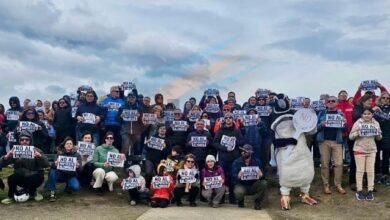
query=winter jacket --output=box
[6,96,23,131]
[150,174,174,200]
[93,144,119,172]
[232,156,262,186]
[374,104,390,148]
[242,121,266,148]
[200,165,225,189]
[166,119,190,147]
[144,135,171,164]
[213,124,244,162]
[337,100,354,136]
[76,100,105,134]
[186,129,213,162]
[53,150,82,177]
[118,102,144,135]
[100,95,125,126]
[316,109,346,144]
[127,164,147,192]
[349,118,382,153]
[53,102,74,140]
[17,108,49,149]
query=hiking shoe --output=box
[238,200,245,208]
[34,192,43,201]
[254,199,262,210]
[366,191,374,201]
[49,192,57,202]
[1,197,14,205]
[130,200,136,206]
[355,191,365,201]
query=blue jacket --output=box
[316,109,346,144]
[100,96,125,126]
[232,156,262,186]
[242,122,266,148]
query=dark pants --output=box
[78,162,95,187]
[151,198,169,208]
[375,146,390,176]
[144,160,157,187]
[348,139,356,184]
[7,172,44,198]
[234,180,267,203]
[128,188,150,201]
[174,186,199,203]
[219,160,235,202]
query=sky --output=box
[1,0,390,108]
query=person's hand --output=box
[77,116,83,123]
[54,160,59,166]
[372,106,380,112]
[104,161,110,168]
[37,125,42,130]
[188,140,193,145]
[119,153,126,161]
[321,121,326,127]
[95,116,101,124]
[257,170,263,179]
[76,162,80,168]
[238,171,243,179]
[34,150,42,158]
[5,149,13,159]
[376,81,383,88]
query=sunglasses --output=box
[381,97,390,100]
[105,137,114,140]
[224,116,233,119]
[186,160,195,163]
[327,100,337,103]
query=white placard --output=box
[7,132,16,143]
[13,145,34,159]
[202,119,210,127]
[18,121,38,133]
[311,100,326,111]
[204,176,223,189]
[106,152,124,167]
[220,135,236,151]
[361,80,378,91]
[256,106,271,117]
[240,166,260,180]
[160,160,175,172]
[148,137,165,151]
[243,115,258,126]
[178,169,198,184]
[122,178,140,190]
[77,142,95,156]
[325,114,344,128]
[57,156,77,172]
[82,113,96,124]
[233,110,247,120]
[172,120,188,131]
[205,89,218,97]
[71,107,77,118]
[291,97,305,109]
[191,136,207,147]
[359,123,379,137]
[205,103,220,113]
[142,113,157,125]
[164,111,175,122]
[152,176,170,189]
[256,88,269,97]
[188,111,202,122]
[108,102,121,111]
[6,110,19,121]
[122,110,138,122]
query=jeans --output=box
[219,160,235,202]
[45,169,80,192]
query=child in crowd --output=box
[121,164,149,206]
[150,164,175,208]
[159,145,184,181]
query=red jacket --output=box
[150,175,175,200]
[337,100,354,136]
[353,86,388,107]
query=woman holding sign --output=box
[174,154,200,207]
[92,132,125,195]
[45,137,81,202]
[201,155,225,208]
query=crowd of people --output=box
[0,80,389,210]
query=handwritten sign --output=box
[13,145,34,159]
[178,169,198,184]
[191,136,207,147]
[172,120,188,131]
[82,113,96,124]
[77,142,95,156]
[6,110,19,121]
[241,166,260,180]
[256,106,271,117]
[359,123,379,137]
[148,137,165,151]
[243,115,258,126]
[107,152,124,167]
[204,176,223,189]
[361,80,378,91]
[57,156,77,172]
[152,176,170,189]
[143,113,157,125]
[233,110,247,120]
[122,110,138,122]
[221,135,236,151]
[122,178,140,190]
[325,114,344,128]
[19,121,38,133]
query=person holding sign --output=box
[45,137,81,202]
[92,132,125,195]
[352,81,388,107]
[242,109,267,163]
[199,91,223,124]
[349,109,382,201]
[213,112,244,204]
[174,154,200,207]
[5,96,23,132]
[0,131,49,204]
[166,109,189,150]
[18,107,49,152]
[150,163,175,208]
[77,132,95,187]
[122,164,149,206]
[200,155,225,208]
[232,144,266,210]
[317,96,347,195]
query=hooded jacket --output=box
[349,118,382,153]
[127,164,147,192]
[213,124,244,162]
[6,97,23,131]
[53,99,74,140]
[374,104,390,147]
[76,93,105,134]
[17,108,49,149]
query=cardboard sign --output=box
[71,107,77,118]
[243,115,258,126]
[204,176,223,189]
[178,169,198,184]
[122,110,138,122]
[77,142,95,156]
[205,103,220,113]
[325,114,344,128]
[221,135,236,151]
[256,88,269,98]
[188,111,202,122]
[359,123,380,137]
[7,132,16,143]
[191,136,208,147]
[233,110,247,120]
[205,89,219,97]
[19,121,38,133]
[13,145,34,159]
[82,113,96,124]
[108,102,121,111]
[172,120,188,131]
[164,111,175,122]
[311,100,326,111]
[6,110,19,121]
[57,156,77,172]
[106,152,124,167]
[142,113,157,125]
[241,166,260,180]
[148,137,165,151]
[152,176,170,189]
[256,106,271,117]
[361,80,378,91]
[122,178,140,190]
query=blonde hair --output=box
[377,92,390,106]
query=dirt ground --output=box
[0,167,389,220]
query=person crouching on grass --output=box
[349,108,382,201]
[122,164,149,206]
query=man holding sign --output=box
[232,144,266,210]
[1,131,49,204]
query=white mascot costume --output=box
[270,94,318,210]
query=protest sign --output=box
[122,178,140,190]
[359,123,380,137]
[325,114,344,128]
[122,110,138,122]
[6,110,19,121]
[188,111,202,122]
[148,137,165,151]
[311,100,326,111]
[256,106,271,117]
[71,107,77,118]
[205,103,220,113]
[13,145,34,159]
[106,152,124,167]
[108,102,121,111]
[178,169,198,184]
[164,111,175,122]
[204,176,223,189]
[241,166,260,180]
[19,121,38,133]
[233,110,247,120]
[7,132,16,143]
[82,113,96,124]
[255,88,269,98]
[191,136,208,147]
[57,156,77,172]
[291,97,305,109]
[243,115,258,126]
[142,113,157,125]
[172,120,188,131]
[77,142,95,156]
[122,81,136,96]
[221,135,236,151]
[152,176,170,189]
[361,80,378,91]
[205,89,219,97]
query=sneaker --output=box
[254,199,262,210]
[366,191,374,201]
[34,192,43,201]
[176,200,183,207]
[49,192,57,202]
[130,200,136,206]
[1,197,14,205]
[381,176,390,186]
[190,202,197,207]
[238,200,245,208]
[374,174,383,184]
[355,191,365,201]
